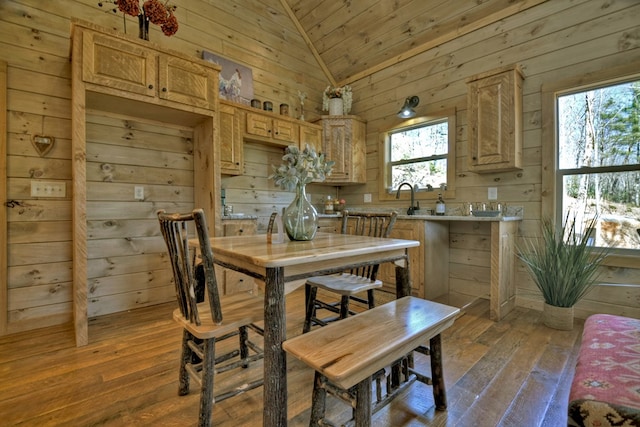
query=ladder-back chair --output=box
[157,209,264,427]
[302,210,398,333]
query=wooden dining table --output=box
[198,231,420,427]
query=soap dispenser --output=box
[435,184,446,216]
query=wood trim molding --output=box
[0,61,6,335]
[279,0,336,87]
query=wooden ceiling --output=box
[281,0,547,86]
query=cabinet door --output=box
[321,117,366,184]
[219,103,243,175]
[245,111,272,138]
[82,31,156,97]
[300,123,322,154]
[317,217,340,233]
[272,119,298,145]
[467,67,522,172]
[158,55,217,109]
[376,220,423,297]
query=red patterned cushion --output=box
[568,314,640,427]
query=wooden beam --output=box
[337,0,549,86]
[280,0,336,87]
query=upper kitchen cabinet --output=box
[219,100,243,175]
[299,122,323,154]
[467,65,523,173]
[82,27,217,109]
[244,109,299,146]
[319,115,366,184]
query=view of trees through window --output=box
[557,79,640,250]
[389,119,448,190]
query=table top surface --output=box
[196,232,420,269]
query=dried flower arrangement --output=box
[98,0,178,36]
[322,85,353,113]
[269,144,334,191]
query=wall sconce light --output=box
[32,135,55,157]
[397,96,420,119]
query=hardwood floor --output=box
[0,288,583,426]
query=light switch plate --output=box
[31,181,66,198]
[364,193,372,203]
[488,187,498,200]
[134,186,144,200]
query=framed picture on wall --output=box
[202,51,254,105]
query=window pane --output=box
[558,81,640,170]
[390,120,448,162]
[562,171,640,250]
[391,159,447,190]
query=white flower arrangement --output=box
[322,85,353,113]
[269,144,335,191]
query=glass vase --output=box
[284,184,318,241]
[138,14,149,40]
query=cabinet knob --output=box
[148,84,154,89]
[472,156,477,160]
[162,87,167,92]
[239,229,243,233]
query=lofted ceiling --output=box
[280,0,547,86]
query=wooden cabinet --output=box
[319,115,366,184]
[467,64,523,173]
[219,101,243,175]
[82,29,217,109]
[377,219,424,297]
[217,218,257,294]
[245,110,299,146]
[299,122,323,154]
[317,216,340,233]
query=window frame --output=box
[541,61,640,259]
[378,108,456,202]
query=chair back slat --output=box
[340,211,398,280]
[157,209,223,326]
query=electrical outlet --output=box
[31,181,66,198]
[488,187,498,200]
[364,193,372,203]
[134,186,144,200]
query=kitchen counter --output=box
[397,214,522,222]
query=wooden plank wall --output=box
[0,0,328,334]
[340,0,640,318]
[85,112,193,317]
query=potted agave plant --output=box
[517,214,611,330]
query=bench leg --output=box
[309,372,326,426]
[430,334,447,410]
[354,377,372,427]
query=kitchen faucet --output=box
[396,182,418,215]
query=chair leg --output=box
[178,330,192,396]
[198,338,216,427]
[354,377,372,427]
[366,289,376,309]
[303,285,318,333]
[309,372,327,426]
[239,326,249,368]
[339,295,350,319]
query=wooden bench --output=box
[283,296,460,426]
[568,314,640,426]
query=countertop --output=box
[318,212,521,222]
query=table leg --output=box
[264,266,287,427]
[395,250,411,298]
[430,333,447,410]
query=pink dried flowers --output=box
[99,0,178,36]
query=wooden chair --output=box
[302,210,398,333]
[157,209,264,427]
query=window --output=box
[556,80,640,251]
[388,119,448,190]
[379,109,456,201]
